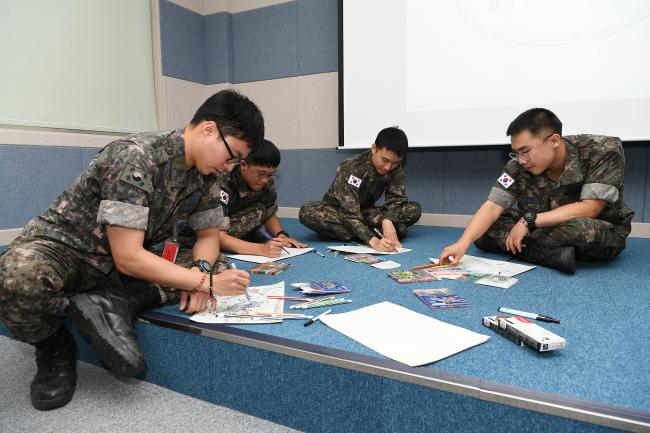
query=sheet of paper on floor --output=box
[320,301,489,367]
[371,260,401,269]
[327,245,411,255]
[228,247,313,264]
[429,255,535,277]
[190,281,285,324]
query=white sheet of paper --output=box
[371,260,401,269]
[190,282,285,324]
[327,245,411,255]
[228,247,314,264]
[320,302,489,367]
[429,254,535,277]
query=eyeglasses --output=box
[216,124,240,165]
[509,133,554,162]
[256,172,278,182]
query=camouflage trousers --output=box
[299,201,422,241]
[227,202,268,239]
[0,236,229,344]
[475,208,630,261]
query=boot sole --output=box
[31,389,74,411]
[70,295,145,378]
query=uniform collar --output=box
[232,166,254,198]
[362,149,397,182]
[556,139,582,186]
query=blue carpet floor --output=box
[155,219,650,414]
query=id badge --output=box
[162,238,179,263]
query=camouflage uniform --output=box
[477,135,634,260]
[218,166,278,239]
[0,130,227,344]
[299,150,421,242]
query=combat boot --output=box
[70,280,161,377]
[31,326,77,410]
[516,244,576,274]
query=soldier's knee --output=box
[298,202,317,225]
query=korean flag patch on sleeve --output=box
[220,190,230,204]
[347,174,362,188]
[497,172,515,189]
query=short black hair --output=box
[506,108,562,137]
[191,89,265,147]
[375,126,408,157]
[245,139,281,168]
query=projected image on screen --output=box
[342,0,650,148]
[407,1,650,113]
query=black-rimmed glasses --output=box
[509,133,554,162]
[216,124,241,165]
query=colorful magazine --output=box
[249,261,293,275]
[413,288,469,309]
[388,269,435,284]
[344,253,381,264]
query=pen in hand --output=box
[257,226,291,255]
[372,228,399,252]
[228,262,252,305]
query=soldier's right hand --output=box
[369,236,397,252]
[212,269,250,296]
[438,242,467,266]
[258,239,284,257]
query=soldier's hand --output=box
[258,239,284,257]
[506,219,528,254]
[369,236,397,252]
[381,219,402,248]
[278,234,306,248]
[213,269,250,296]
[439,242,466,265]
[180,290,216,315]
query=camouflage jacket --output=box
[21,130,225,274]
[322,149,409,242]
[217,166,278,227]
[487,135,634,227]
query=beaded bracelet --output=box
[192,272,207,294]
[209,268,215,298]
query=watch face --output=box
[197,260,212,273]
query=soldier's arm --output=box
[218,230,283,257]
[330,167,375,243]
[439,200,506,264]
[263,214,306,248]
[534,200,607,228]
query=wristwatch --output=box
[275,230,290,238]
[523,211,537,232]
[190,259,213,273]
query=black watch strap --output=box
[190,260,212,273]
[523,211,537,232]
[276,230,290,238]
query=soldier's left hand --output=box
[506,219,529,254]
[180,289,216,315]
[278,234,306,248]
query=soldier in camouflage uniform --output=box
[300,127,421,252]
[438,108,633,273]
[217,139,306,257]
[0,90,264,410]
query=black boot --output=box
[70,280,162,377]
[474,235,504,254]
[395,223,408,240]
[30,326,77,411]
[515,244,576,274]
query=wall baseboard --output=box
[2,211,649,245]
[278,207,650,238]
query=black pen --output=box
[498,307,560,324]
[372,228,399,252]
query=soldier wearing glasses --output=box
[0,90,264,410]
[438,107,633,273]
[216,139,306,257]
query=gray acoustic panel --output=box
[231,2,299,83]
[442,147,508,214]
[0,145,84,229]
[160,0,207,84]
[623,144,648,222]
[297,0,338,76]
[205,12,233,84]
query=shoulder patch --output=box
[347,174,362,188]
[220,190,230,204]
[497,172,515,189]
[119,163,153,192]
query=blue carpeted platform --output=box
[153,219,650,414]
